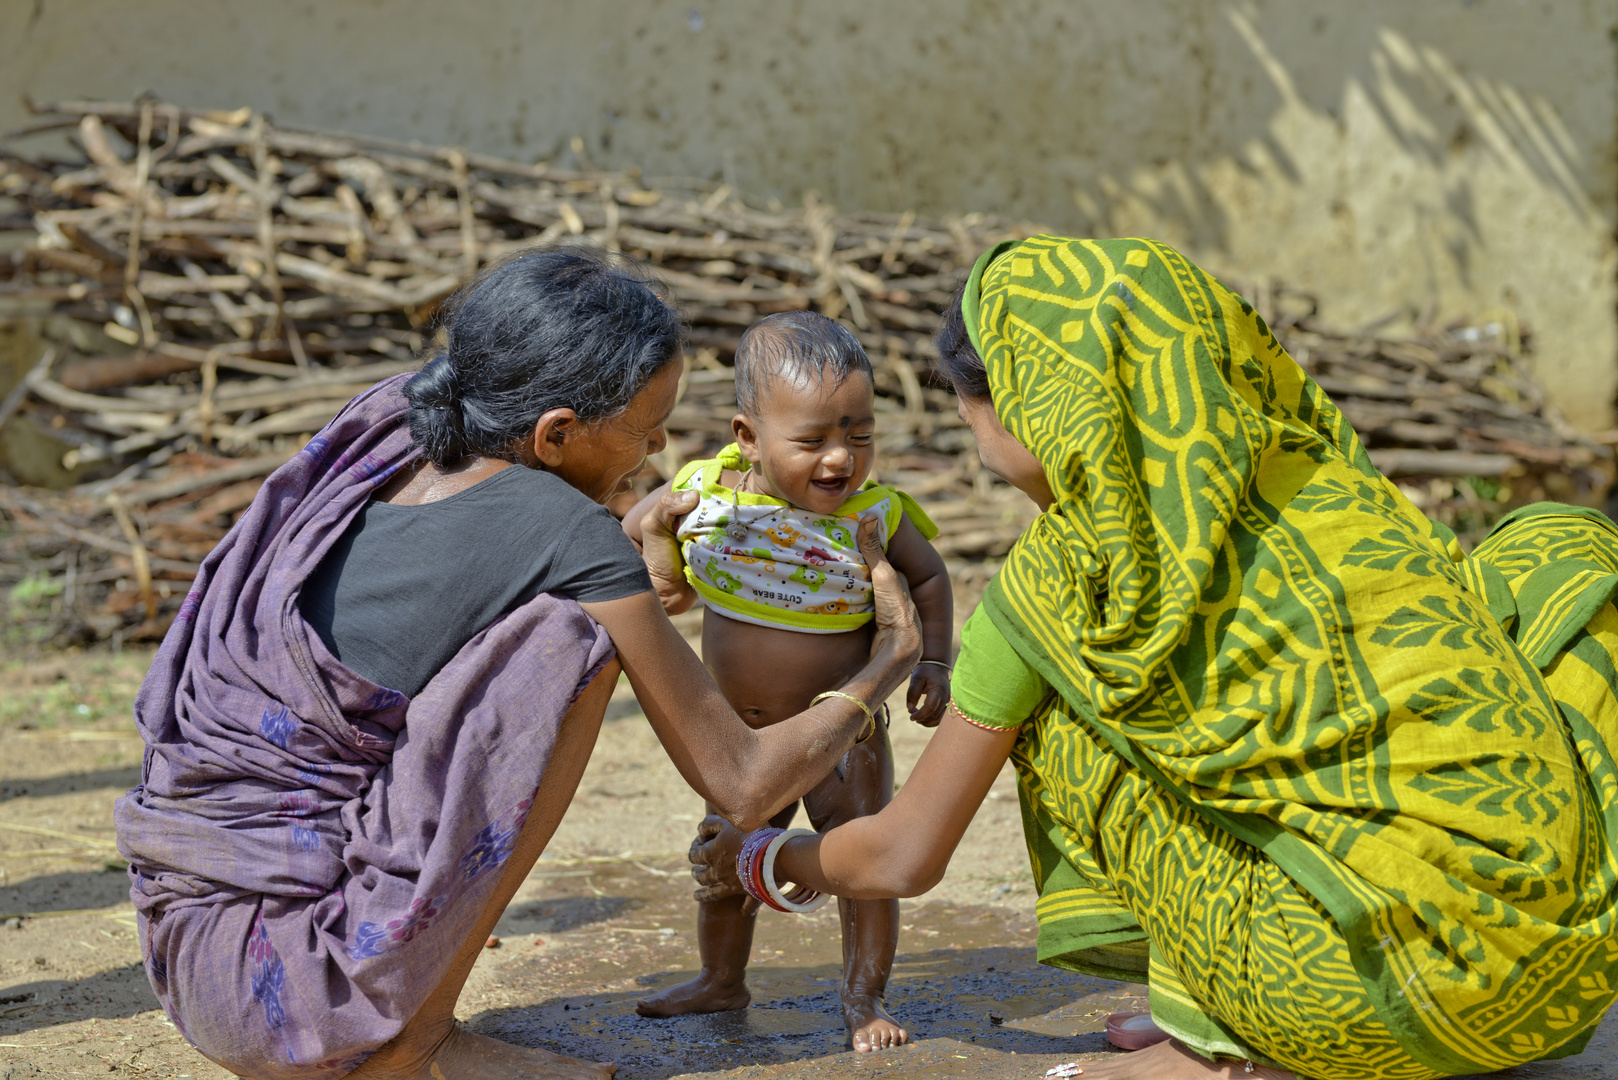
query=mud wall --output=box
[4,0,1616,428]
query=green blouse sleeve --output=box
[950,604,1051,730]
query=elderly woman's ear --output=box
[525,407,580,468]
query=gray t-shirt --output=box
[300,465,650,697]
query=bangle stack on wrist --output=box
[735,827,827,913]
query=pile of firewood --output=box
[0,98,1608,647]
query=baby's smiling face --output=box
[732,369,876,515]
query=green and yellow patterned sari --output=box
[947,236,1618,1078]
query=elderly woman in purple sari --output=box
[114,248,922,1080]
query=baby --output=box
[624,311,953,1052]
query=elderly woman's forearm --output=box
[594,594,900,827]
[642,668,910,829]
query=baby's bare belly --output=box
[701,611,874,728]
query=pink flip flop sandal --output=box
[1105,1011,1173,1051]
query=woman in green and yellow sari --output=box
[685,236,1618,1078]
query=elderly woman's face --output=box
[955,392,1055,510]
[540,359,682,504]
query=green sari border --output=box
[961,240,1018,359]
[1036,922,1150,983]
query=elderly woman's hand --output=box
[636,487,700,615]
[689,814,756,910]
[858,515,923,675]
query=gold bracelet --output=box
[811,690,877,743]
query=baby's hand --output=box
[906,662,950,727]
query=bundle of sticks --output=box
[0,99,1608,647]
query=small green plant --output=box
[8,573,63,608]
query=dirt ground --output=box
[1,646,1615,1080]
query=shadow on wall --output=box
[1051,7,1606,269]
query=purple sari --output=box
[114,376,615,1078]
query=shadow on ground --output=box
[506,895,642,933]
[0,962,155,1034]
[456,862,1618,1080]
[0,866,132,916]
[0,765,142,804]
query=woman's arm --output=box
[692,706,1018,898]
[620,480,672,550]
[619,482,698,614]
[581,514,921,831]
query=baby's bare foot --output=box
[843,993,907,1052]
[1045,1040,1295,1080]
[349,1020,614,1080]
[635,973,751,1018]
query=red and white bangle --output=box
[734,827,827,913]
[736,828,776,907]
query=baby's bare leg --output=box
[636,801,798,1018]
[652,616,879,1023]
[804,722,906,1052]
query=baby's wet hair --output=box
[733,311,873,415]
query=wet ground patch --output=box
[464,860,1147,1079]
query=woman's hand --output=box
[859,516,923,676]
[636,487,699,615]
[689,814,755,909]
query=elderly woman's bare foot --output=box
[844,993,907,1052]
[635,972,751,1017]
[349,1020,614,1080]
[1056,1040,1294,1080]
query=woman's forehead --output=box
[621,359,683,422]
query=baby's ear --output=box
[732,413,762,461]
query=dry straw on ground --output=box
[0,99,1608,646]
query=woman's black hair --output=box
[934,280,990,399]
[403,245,682,465]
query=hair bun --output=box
[403,354,469,463]
[406,354,460,407]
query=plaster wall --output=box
[4,0,1616,427]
